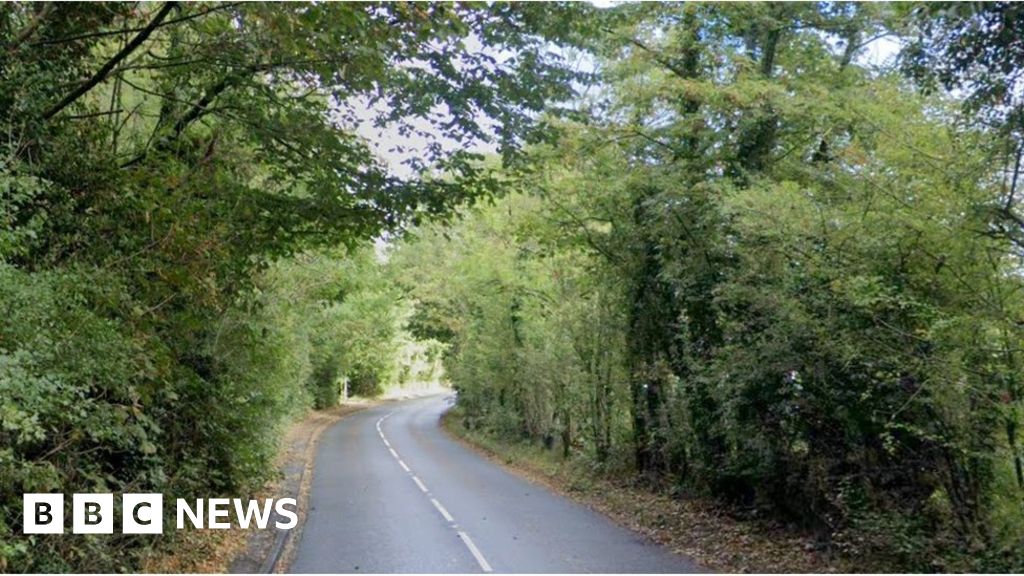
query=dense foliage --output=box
[4,1,1024,572]
[0,2,583,571]
[396,3,1024,571]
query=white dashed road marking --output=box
[375,412,493,572]
[458,531,494,573]
[430,498,455,522]
[411,475,429,493]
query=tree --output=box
[0,2,592,571]
[395,3,1024,570]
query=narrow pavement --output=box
[289,394,704,573]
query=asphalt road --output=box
[289,394,704,573]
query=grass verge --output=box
[140,399,380,573]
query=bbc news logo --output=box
[23,494,297,534]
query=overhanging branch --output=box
[41,2,177,121]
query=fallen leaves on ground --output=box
[442,413,849,574]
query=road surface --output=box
[289,394,703,573]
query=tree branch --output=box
[1005,143,1023,212]
[41,2,177,121]
[173,75,238,136]
[67,108,124,120]
[30,3,237,47]
[625,36,692,81]
[6,2,55,53]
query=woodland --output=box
[2,2,1024,572]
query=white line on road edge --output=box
[375,409,493,573]
[411,475,429,493]
[375,413,392,434]
[430,498,455,523]
[458,531,494,573]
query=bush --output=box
[0,265,164,571]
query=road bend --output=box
[289,394,703,573]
